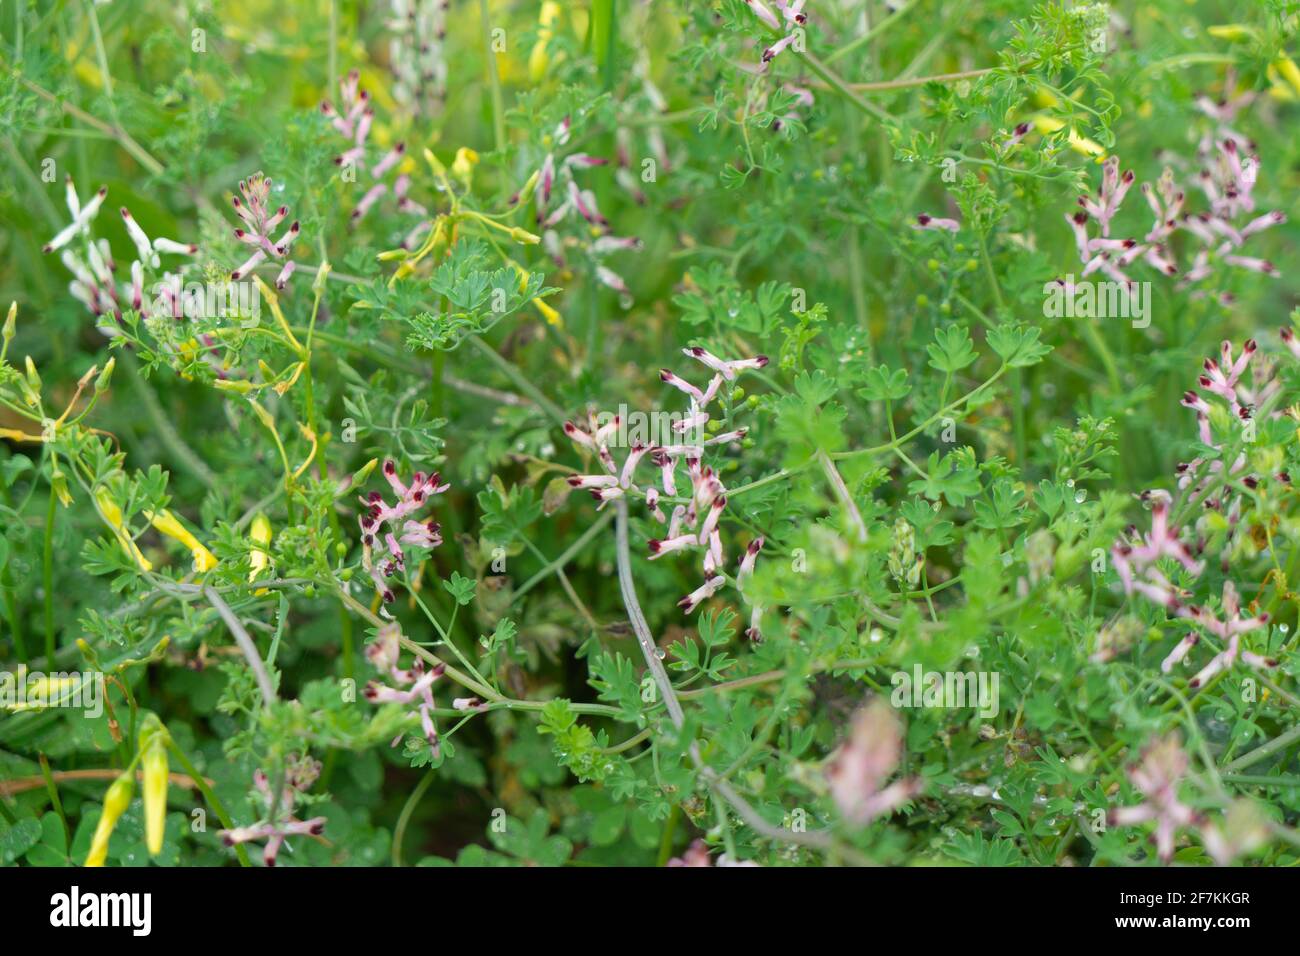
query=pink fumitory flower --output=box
[914,213,960,232]
[1108,339,1285,684]
[1111,489,1203,600]
[1177,338,1274,501]
[358,459,448,606]
[1061,156,1172,288]
[228,171,302,289]
[219,755,327,867]
[43,177,199,335]
[1171,138,1284,298]
[613,66,673,202]
[744,1,807,71]
[322,69,427,236]
[1193,75,1256,151]
[825,698,924,827]
[561,347,770,637]
[515,116,642,300]
[666,838,760,867]
[386,0,450,118]
[1107,735,1207,863]
[364,622,448,757]
[1060,129,1285,297]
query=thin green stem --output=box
[479,0,505,152]
[166,740,251,867]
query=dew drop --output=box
[654,648,666,660]
[1075,489,1087,503]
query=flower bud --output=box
[85,772,135,867]
[138,715,170,856]
[94,357,116,393]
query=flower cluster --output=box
[386,0,449,117]
[612,64,673,204]
[1111,339,1282,686]
[743,1,807,70]
[1106,733,1267,864]
[322,70,427,232]
[1107,734,1203,863]
[562,347,768,635]
[364,622,446,757]
[219,755,327,867]
[357,459,448,605]
[228,171,302,288]
[1064,156,1174,287]
[43,177,199,335]
[519,116,643,299]
[1061,111,1284,296]
[825,698,923,826]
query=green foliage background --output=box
[0,0,1299,867]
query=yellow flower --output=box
[1266,63,1298,102]
[139,715,170,856]
[146,509,218,573]
[452,147,480,186]
[94,487,153,572]
[1206,24,1258,42]
[529,1,563,82]
[85,772,135,867]
[1032,116,1105,160]
[249,513,273,589]
[1275,56,1300,99]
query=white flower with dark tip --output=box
[43,177,199,333]
[1108,734,1203,863]
[358,459,448,606]
[364,623,448,756]
[557,347,770,634]
[218,755,327,867]
[228,172,301,289]
[826,698,923,826]
[914,213,960,232]
[512,116,642,300]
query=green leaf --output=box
[987,322,1052,368]
[926,325,978,373]
[442,570,476,606]
[0,818,43,864]
[858,364,912,402]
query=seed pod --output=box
[85,772,135,867]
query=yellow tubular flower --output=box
[84,772,135,867]
[94,487,153,572]
[249,512,273,587]
[139,716,170,856]
[1207,24,1258,42]
[1266,63,1298,102]
[1032,116,1105,159]
[529,1,563,82]
[452,147,479,186]
[533,297,563,327]
[146,509,218,573]
[1276,56,1300,98]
